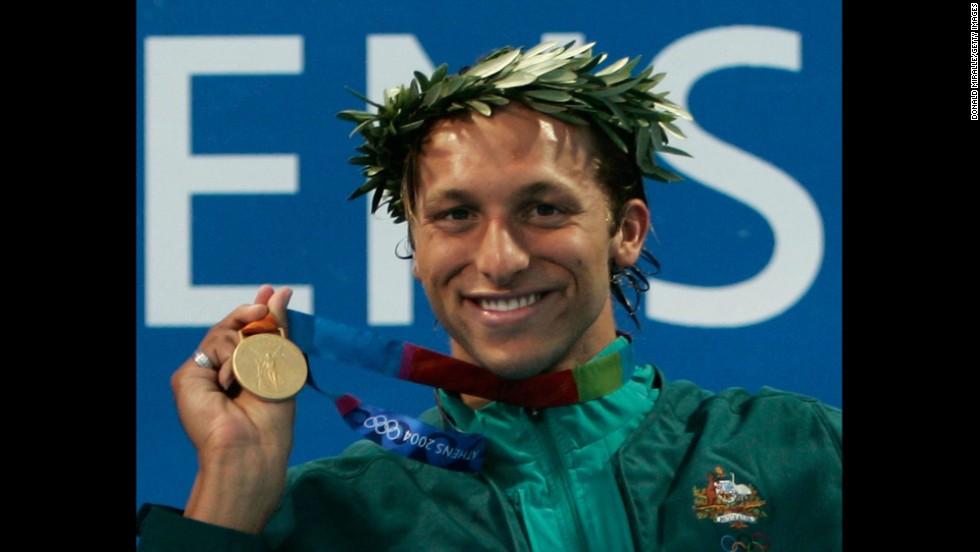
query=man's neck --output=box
[461,393,494,410]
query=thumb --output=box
[267,286,293,328]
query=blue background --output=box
[136,0,842,512]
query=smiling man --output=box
[411,104,647,382]
[136,41,843,551]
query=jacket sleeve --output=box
[817,401,843,455]
[136,503,269,552]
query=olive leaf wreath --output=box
[337,40,693,223]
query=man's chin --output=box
[450,335,567,379]
[470,354,559,380]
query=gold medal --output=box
[232,328,308,401]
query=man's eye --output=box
[431,208,474,224]
[531,204,558,217]
[444,208,471,220]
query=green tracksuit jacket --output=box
[137,340,842,551]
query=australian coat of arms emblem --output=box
[693,466,768,528]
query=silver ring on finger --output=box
[192,349,215,370]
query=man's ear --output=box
[612,199,650,267]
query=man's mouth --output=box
[478,293,542,312]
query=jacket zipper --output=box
[530,407,590,551]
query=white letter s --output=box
[647,26,824,328]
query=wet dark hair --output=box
[589,118,660,328]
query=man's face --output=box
[410,104,646,379]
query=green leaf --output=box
[495,71,539,89]
[522,41,560,58]
[659,120,687,140]
[547,109,590,126]
[520,98,567,114]
[631,80,655,94]
[349,119,376,138]
[439,76,468,100]
[422,81,445,107]
[625,67,654,91]
[600,98,628,126]
[466,99,493,116]
[645,164,684,182]
[468,47,521,78]
[398,119,426,133]
[429,63,449,85]
[524,89,573,102]
[634,65,653,80]
[516,48,561,69]
[636,127,653,167]
[554,42,596,60]
[336,110,375,122]
[382,87,403,104]
[344,86,382,108]
[517,58,570,77]
[601,56,642,85]
[538,69,579,84]
[658,100,694,121]
[647,124,666,150]
[348,173,384,199]
[594,56,630,77]
[574,52,607,73]
[371,182,386,212]
[592,77,643,98]
[660,145,692,157]
[479,94,511,105]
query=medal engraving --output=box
[232,331,308,401]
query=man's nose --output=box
[473,219,530,286]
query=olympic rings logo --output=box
[720,532,769,551]
[362,415,403,440]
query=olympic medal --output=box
[232,331,308,401]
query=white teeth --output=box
[480,293,540,312]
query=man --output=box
[137,41,842,551]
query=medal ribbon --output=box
[284,310,635,409]
[240,310,634,472]
[334,394,486,472]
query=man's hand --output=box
[172,284,296,534]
